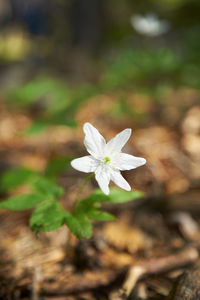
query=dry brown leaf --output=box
[104,221,151,254]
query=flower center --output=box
[104,156,110,164]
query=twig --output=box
[41,268,126,297]
[31,267,40,300]
[123,246,199,296]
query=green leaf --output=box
[0,193,46,210]
[77,188,144,206]
[30,200,93,237]
[0,168,37,192]
[74,188,143,225]
[74,189,144,225]
[107,188,144,203]
[75,214,93,239]
[65,212,93,239]
[31,177,64,199]
[30,201,65,232]
[87,209,116,221]
[75,193,107,212]
[75,199,99,215]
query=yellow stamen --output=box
[104,157,110,163]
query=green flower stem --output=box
[67,173,95,250]
[73,173,95,210]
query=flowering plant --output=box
[0,123,146,238]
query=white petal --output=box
[106,128,132,154]
[95,165,110,195]
[71,156,99,173]
[119,153,146,170]
[83,123,106,159]
[110,170,131,191]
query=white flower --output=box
[130,13,170,37]
[71,123,146,195]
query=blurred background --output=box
[0,1,200,299]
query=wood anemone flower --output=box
[71,122,146,195]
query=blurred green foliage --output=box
[180,26,200,88]
[45,156,72,180]
[0,167,36,193]
[5,39,200,133]
[0,194,47,210]
[8,77,98,134]
[101,47,181,90]
[4,20,200,132]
